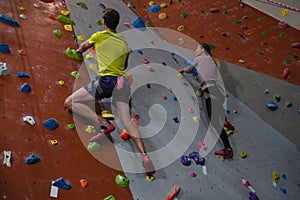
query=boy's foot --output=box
[142,154,156,176]
[90,123,116,142]
[224,120,235,131]
[214,148,234,159]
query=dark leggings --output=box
[203,87,231,149]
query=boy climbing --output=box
[64,8,155,176]
[179,43,235,159]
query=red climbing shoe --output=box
[142,154,156,176]
[224,120,235,131]
[89,123,116,142]
[214,148,234,159]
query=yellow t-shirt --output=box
[89,30,129,76]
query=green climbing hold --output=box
[257,51,264,55]
[223,11,229,14]
[96,19,102,25]
[67,123,75,130]
[88,23,92,28]
[180,13,187,18]
[103,195,116,200]
[115,174,130,187]
[262,31,267,35]
[57,15,75,25]
[234,20,241,24]
[279,33,285,37]
[286,102,293,108]
[53,30,62,37]
[210,44,215,50]
[75,2,88,10]
[283,59,291,64]
[87,142,101,152]
[66,47,82,60]
[176,0,181,2]
[297,183,300,188]
[71,71,80,78]
[275,95,281,102]
[257,17,263,21]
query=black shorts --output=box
[84,76,118,100]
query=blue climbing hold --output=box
[0,44,10,54]
[297,109,300,114]
[52,177,72,190]
[280,188,287,194]
[183,60,192,67]
[172,116,179,123]
[172,96,177,101]
[98,3,106,9]
[17,72,30,78]
[20,83,31,93]
[0,14,20,27]
[137,50,143,55]
[131,16,146,31]
[148,5,160,13]
[25,153,40,164]
[43,118,59,130]
[266,101,278,111]
[281,174,286,180]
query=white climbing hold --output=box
[23,115,36,126]
[3,150,12,167]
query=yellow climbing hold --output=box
[160,3,167,8]
[178,38,185,45]
[58,80,65,85]
[272,171,280,183]
[51,140,58,145]
[89,64,97,70]
[149,1,155,6]
[238,59,245,64]
[19,6,25,11]
[196,89,202,97]
[85,125,96,133]
[64,24,73,32]
[61,9,70,16]
[77,35,85,41]
[281,9,288,17]
[177,25,185,31]
[239,150,247,158]
[85,54,94,59]
[158,13,167,20]
[146,175,155,182]
[192,116,199,123]
[177,72,183,79]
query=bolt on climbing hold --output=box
[3,151,12,167]
[96,19,102,25]
[142,58,149,64]
[209,8,220,13]
[266,101,278,111]
[19,14,26,19]
[60,9,69,16]
[64,25,73,32]
[0,62,10,75]
[178,38,185,45]
[33,3,40,8]
[71,71,80,78]
[19,6,25,11]
[283,59,291,64]
[147,66,155,72]
[190,172,197,177]
[67,123,75,130]
[234,20,241,24]
[158,13,167,20]
[282,67,290,79]
[120,129,131,141]
[280,188,287,194]
[177,25,185,31]
[180,155,191,166]
[23,116,36,126]
[172,117,179,123]
[257,17,263,21]
[281,9,288,17]
[242,179,256,193]
[180,13,187,18]
[43,118,59,130]
[279,33,285,37]
[52,177,72,190]
[272,171,280,183]
[274,95,281,102]
[50,140,58,145]
[66,47,82,60]
[18,49,26,55]
[162,95,167,100]
[80,179,88,188]
[104,195,116,200]
[257,51,264,55]
[160,3,167,8]
[87,142,101,152]
[146,175,155,182]
[264,88,269,94]
[192,116,199,122]
[115,174,130,187]
[53,30,62,37]
[57,15,75,25]
[77,35,85,41]
[25,153,40,164]
[75,2,88,10]
[239,150,247,158]
[198,141,207,150]
[89,64,97,70]
[20,83,31,93]
[85,125,96,133]
[286,102,293,108]
[58,80,64,85]
[238,59,245,64]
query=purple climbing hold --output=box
[180,155,191,166]
[249,192,259,200]
[189,151,205,166]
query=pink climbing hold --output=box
[168,87,173,93]
[282,67,290,79]
[189,107,194,113]
[242,179,251,187]
[240,24,248,29]
[142,58,149,64]
[291,42,300,48]
[198,141,207,150]
[277,21,288,29]
[124,22,130,28]
[162,95,167,100]
[209,8,220,13]
[190,172,197,177]
[147,66,155,72]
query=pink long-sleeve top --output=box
[183,55,218,90]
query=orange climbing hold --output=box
[80,179,88,188]
[120,129,131,141]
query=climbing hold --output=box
[278,21,288,29]
[180,13,187,18]
[160,3,167,8]
[239,151,247,158]
[86,54,93,59]
[238,59,245,64]
[95,19,102,25]
[272,171,280,183]
[33,3,40,8]
[137,50,143,55]
[50,140,58,145]
[57,15,75,25]
[66,47,82,60]
[123,22,130,28]
[177,73,183,78]
[281,174,286,180]
[67,123,75,130]
[240,24,248,29]
[104,195,116,200]
[146,83,151,88]
[158,13,167,20]
[178,38,185,45]
[172,96,177,101]
[18,49,26,56]
[248,192,259,200]
[25,153,40,164]
[162,95,167,100]
[190,172,197,177]
[0,14,20,27]
[196,89,203,97]
[3,150,12,167]
[283,59,290,64]
[20,83,31,93]
[286,102,293,108]
[177,25,185,31]
[0,44,10,54]
[147,66,155,72]
[53,30,62,37]
[49,15,56,20]
[132,16,146,30]
[233,110,238,113]
[168,87,173,93]
[257,17,263,21]
[209,8,220,13]
[221,32,229,36]
[280,188,287,194]
[264,88,269,94]
[146,175,155,182]
[85,125,96,133]
[189,151,205,166]
[279,33,285,37]
[89,64,97,70]
[142,58,149,64]
[43,118,59,130]
[172,117,179,123]
[180,155,191,166]
[0,62,10,75]
[189,107,194,113]
[77,35,85,41]
[242,15,248,19]
[98,3,106,9]
[149,1,155,6]
[198,141,207,150]
[266,101,278,111]
[274,95,281,102]
[149,5,160,13]
[19,6,25,11]
[120,129,131,141]
[60,10,69,16]
[52,177,72,190]
[282,67,290,79]
[257,51,264,55]
[23,116,36,126]
[87,142,101,152]
[234,20,241,24]
[262,31,267,35]
[291,42,300,48]
[115,174,130,187]
[80,179,88,188]
[75,2,88,10]
[281,9,288,17]
[64,24,73,32]
[19,14,26,19]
